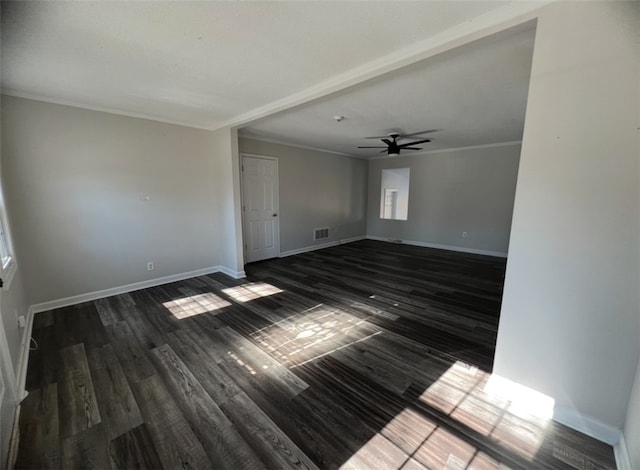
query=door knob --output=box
[272,213,278,217]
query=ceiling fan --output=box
[358,129,439,156]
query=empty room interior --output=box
[0,1,639,469]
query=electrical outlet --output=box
[147,262,154,271]
[462,231,468,238]
[17,315,26,328]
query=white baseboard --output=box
[17,263,244,429]
[365,235,508,258]
[218,266,246,279]
[614,433,633,470]
[29,265,239,314]
[279,241,339,257]
[553,405,621,446]
[339,235,367,244]
[485,375,623,450]
[278,235,366,258]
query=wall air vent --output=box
[314,227,330,241]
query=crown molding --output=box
[2,91,524,160]
[1,90,217,131]
[239,134,364,159]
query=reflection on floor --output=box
[16,240,616,469]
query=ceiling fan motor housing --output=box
[387,136,400,155]
[357,129,437,155]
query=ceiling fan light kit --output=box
[358,129,439,156]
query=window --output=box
[0,184,16,288]
[380,168,410,220]
[0,217,12,269]
[382,189,399,219]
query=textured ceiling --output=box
[1,1,511,129]
[241,24,536,158]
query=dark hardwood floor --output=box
[15,240,616,469]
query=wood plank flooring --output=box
[16,240,616,469]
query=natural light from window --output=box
[222,282,283,303]
[341,361,556,469]
[0,222,11,269]
[341,407,506,470]
[380,168,410,220]
[249,303,382,368]
[162,293,231,319]
[418,361,554,461]
[0,182,16,284]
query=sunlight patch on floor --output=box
[162,293,231,319]
[290,331,383,368]
[341,407,506,469]
[484,374,555,420]
[222,282,283,302]
[249,303,383,367]
[417,360,554,461]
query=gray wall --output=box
[367,143,521,256]
[238,138,368,254]
[1,96,236,305]
[494,0,639,436]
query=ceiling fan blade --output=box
[399,139,431,147]
[365,129,440,139]
[381,138,393,145]
[399,129,440,138]
[402,147,423,150]
[365,134,394,139]
[358,146,387,149]
[380,149,388,154]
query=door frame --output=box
[240,153,280,262]
[0,306,18,468]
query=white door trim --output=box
[0,316,17,406]
[0,309,18,468]
[240,153,280,262]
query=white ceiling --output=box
[241,24,536,158]
[1,1,517,130]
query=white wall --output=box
[1,96,238,305]
[213,127,245,276]
[494,0,640,439]
[367,143,521,256]
[238,138,368,254]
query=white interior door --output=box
[242,155,280,263]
